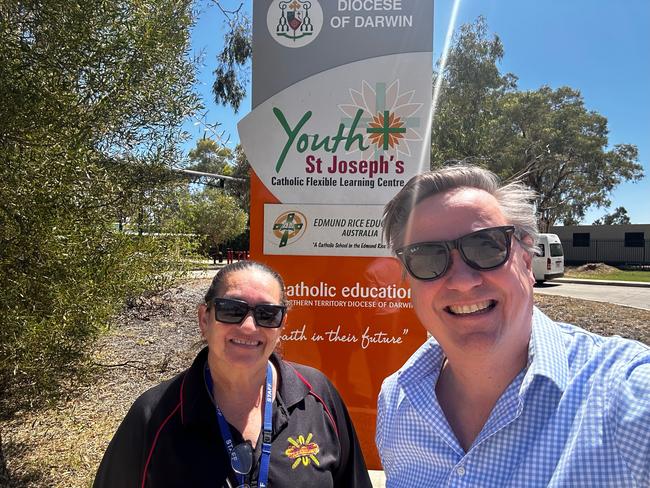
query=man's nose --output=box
[444,249,483,291]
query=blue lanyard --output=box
[204,362,273,488]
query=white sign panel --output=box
[263,204,391,256]
[239,53,431,205]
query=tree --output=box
[180,188,248,248]
[495,87,643,230]
[0,0,199,417]
[228,144,252,212]
[431,18,644,230]
[211,2,252,112]
[431,17,517,166]
[188,138,234,176]
[593,207,631,225]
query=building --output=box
[550,224,650,266]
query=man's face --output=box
[401,188,535,360]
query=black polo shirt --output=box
[94,347,372,487]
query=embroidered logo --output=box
[285,433,320,468]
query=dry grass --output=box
[1,279,210,488]
[1,281,649,487]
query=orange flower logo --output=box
[285,433,320,469]
[367,111,406,150]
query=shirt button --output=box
[456,466,466,476]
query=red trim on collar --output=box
[287,364,339,439]
[140,402,181,488]
[180,371,187,424]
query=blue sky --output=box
[187,0,649,224]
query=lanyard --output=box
[204,362,273,488]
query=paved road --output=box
[534,281,650,310]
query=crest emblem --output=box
[267,0,323,48]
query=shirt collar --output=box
[181,348,311,427]
[521,307,569,394]
[180,347,212,426]
[396,306,569,394]
[273,355,312,408]
[396,337,445,408]
[397,337,445,387]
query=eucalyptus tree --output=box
[431,18,643,229]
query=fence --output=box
[561,239,650,266]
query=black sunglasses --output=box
[395,226,516,281]
[212,297,286,328]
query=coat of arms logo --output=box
[267,0,323,48]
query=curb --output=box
[554,278,650,288]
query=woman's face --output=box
[199,268,285,372]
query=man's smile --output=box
[445,299,497,316]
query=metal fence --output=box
[561,239,650,266]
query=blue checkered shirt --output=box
[376,307,650,487]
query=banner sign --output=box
[238,0,433,467]
[263,204,388,256]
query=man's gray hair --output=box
[383,165,539,254]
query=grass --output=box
[564,269,650,282]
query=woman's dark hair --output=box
[203,260,288,306]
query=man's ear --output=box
[518,237,535,284]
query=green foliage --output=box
[432,18,644,228]
[432,17,517,164]
[494,87,642,229]
[212,12,252,112]
[0,0,199,415]
[228,144,252,212]
[188,137,234,175]
[593,206,631,225]
[179,188,248,248]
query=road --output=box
[534,281,650,310]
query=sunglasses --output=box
[212,297,286,328]
[220,440,252,488]
[231,440,253,476]
[395,226,516,281]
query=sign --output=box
[238,0,433,467]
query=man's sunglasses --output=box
[395,226,516,281]
[212,297,286,328]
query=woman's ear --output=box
[198,303,209,337]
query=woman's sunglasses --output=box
[212,298,286,328]
[395,226,516,281]
[221,440,252,488]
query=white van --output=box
[533,233,565,283]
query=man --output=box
[376,165,650,486]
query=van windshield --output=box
[550,243,564,257]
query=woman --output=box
[94,260,372,488]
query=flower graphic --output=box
[367,111,406,150]
[285,433,320,469]
[338,79,423,159]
